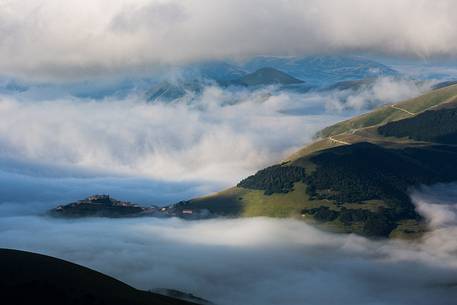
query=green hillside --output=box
[0,248,201,305]
[378,106,457,144]
[175,84,457,239]
[318,83,457,138]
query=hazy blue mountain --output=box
[146,61,246,102]
[146,80,199,102]
[180,61,247,82]
[432,80,457,90]
[323,78,376,91]
[2,56,400,101]
[146,56,399,102]
[0,79,28,93]
[145,75,218,102]
[232,67,304,86]
[243,55,399,87]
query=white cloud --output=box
[0,78,429,195]
[0,77,456,304]
[325,77,433,112]
[2,185,457,305]
[0,77,429,210]
[0,88,345,185]
[1,0,457,80]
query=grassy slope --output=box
[181,181,413,236]
[0,248,199,305]
[178,84,457,238]
[289,84,457,160]
[318,84,457,138]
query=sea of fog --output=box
[0,77,428,206]
[1,79,456,305]
[1,186,457,305]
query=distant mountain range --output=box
[432,80,457,90]
[0,248,205,305]
[146,66,308,102]
[173,83,457,238]
[229,67,304,86]
[146,55,400,102]
[146,80,204,102]
[243,55,399,86]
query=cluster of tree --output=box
[237,164,306,195]
[302,206,397,237]
[305,142,454,203]
[236,139,457,236]
[300,142,457,224]
[302,206,338,222]
[378,107,457,144]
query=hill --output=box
[145,56,398,102]
[182,61,247,82]
[146,80,205,102]
[50,194,159,218]
[146,67,305,102]
[174,84,457,238]
[232,67,304,86]
[432,80,457,90]
[0,248,203,305]
[316,82,457,139]
[243,55,398,87]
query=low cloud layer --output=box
[0,77,431,213]
[0,86,338,209]
[0,90,339,185]
[325,77,431,112]
[1,184,457,305]
[0,78,429,187]
[1,0,457,80]
[0,74,454,304]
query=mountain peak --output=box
[236,67,304,86]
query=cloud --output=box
[0,79,456,304]
[0,167,209,214]
[0,76,430,214]
[0,88,346,186]
[2,183,457,305]
[324,77,433,112]
[0,85,345,210]
[0,78,429,188]
[1,0,457,80]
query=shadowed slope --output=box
[0,248,202,305]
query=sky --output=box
[1,1,457,304]
[1,0,457,81]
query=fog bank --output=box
[1,184,457,305]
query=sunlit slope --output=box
[318,83,457,138]
[289,83,457,160]
[176,84,457,238]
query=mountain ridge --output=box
[173,83,457,238]
[231,67,304,86]
[146,56,399,102]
